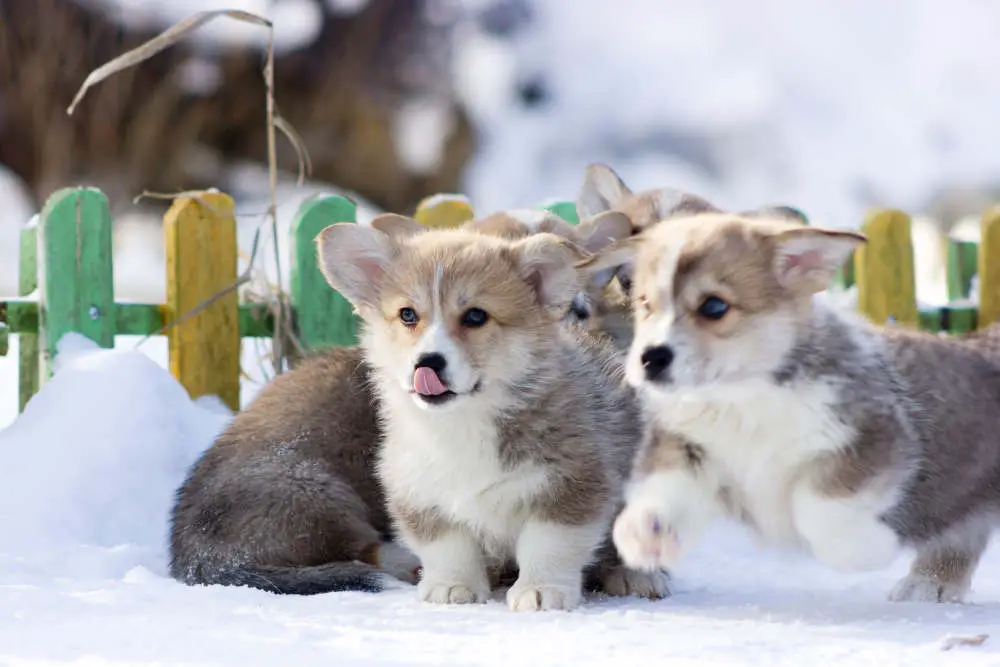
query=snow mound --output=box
[0,333,230,578]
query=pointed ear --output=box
[573,211,634,288]
[575,210,633,253]
[771,227,866,294]
[577,163,633,219]
[315,223,396,310]
[514,233,592,316]
[574,236,640,285]
[369,213,426,238]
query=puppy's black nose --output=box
[569,303,590,321]
[640,345,674,382]
[415,353,448,373]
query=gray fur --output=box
[168,347,414,595]
[770,308,1000,599]
[490,328,642,525]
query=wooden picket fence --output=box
[835,208,1000,333]
[1,188,999,415]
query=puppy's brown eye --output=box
[697,296,729,321]
[399,307,419,326]
[460,307,489,328]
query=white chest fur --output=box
[654,378,853,544]
[650,377,902,571]
[378,393,550,552]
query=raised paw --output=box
[600,564,671,600]
[506,580,581,612]
[888,574,969,604]
[612,504,681,571]
[418,579,489,605]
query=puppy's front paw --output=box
[888,574,969,604]
[418,578,488,605]
[612,504,681,571]
[600,564,671,600]
[506,579,581,612]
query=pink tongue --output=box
[413,367,449,396]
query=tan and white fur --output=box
[377,207,640,354]
[316,220,669,611]
[575,163,810,351]
[462,208,634,346]
[579,211,1000,604]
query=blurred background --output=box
[3,0,1000,304]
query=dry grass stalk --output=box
[66,8,314,383]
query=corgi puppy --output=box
[579,211,1000,604]
[316,220,669,611]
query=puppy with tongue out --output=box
[315,215,668,612]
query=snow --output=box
[391,97,458,176]
[4,1,1000,662]
[0,334,998,664]
[0,334,229,560]
[417,192,472,208]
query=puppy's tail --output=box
[205,561,403,595]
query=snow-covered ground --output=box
[3,1,1000,663]
[0,336,997,666]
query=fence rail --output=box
[1,187,997,414]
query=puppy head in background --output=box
[316,216,589,412]
[459,208,633,339]
[577,163,810,232]
[577,212,866,396]
[575,163,723,349]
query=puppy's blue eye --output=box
[399,307,419,325]
[698,296,729,320]
[461,307,489,328]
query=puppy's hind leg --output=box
[889,525,990,604]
